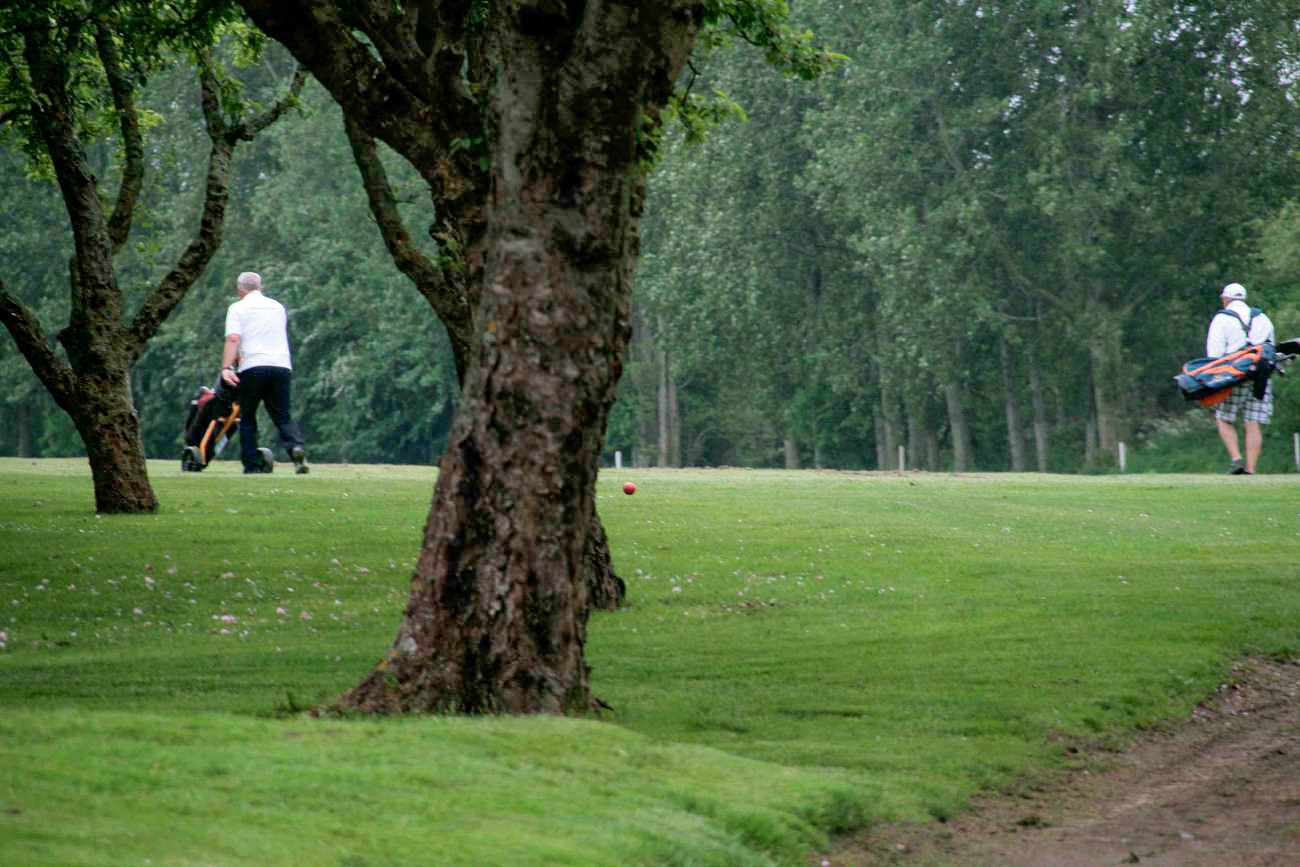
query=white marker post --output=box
[1118,441,1127,473]
[898,445,905,472]
[615,450,623,469]
[1293,433,1298,472]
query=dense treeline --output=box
[615,0,1300,471]
[3,1,1299,472]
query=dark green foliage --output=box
[623,0,1300,472]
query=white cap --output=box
[1220,282,1247,300]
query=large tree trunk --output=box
[333,2,698,714]
[340,175,630,714]
[72,377,157,512]
[343,112,625,611]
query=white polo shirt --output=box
[1205,300,1274,357]
[225,290,292,371]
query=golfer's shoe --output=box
[1229,459,1247,475]
[244,448,275,474]
[291,446,309,475]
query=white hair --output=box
[236,271,263,291]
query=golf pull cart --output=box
[1174,337,1300,407]
[180,382,274,472]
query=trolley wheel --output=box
[181,446,204,472]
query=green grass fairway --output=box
[2,459,1298,864]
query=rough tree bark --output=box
[340,113,625,610]
[0,20,304,513]
[238,0,702,713]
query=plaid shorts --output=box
[1215,380,1273,424]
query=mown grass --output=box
[2,458,1299,864]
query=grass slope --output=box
[2,459,1298,864]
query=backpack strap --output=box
[1214,306,1261,350]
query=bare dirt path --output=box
[817,657,1300,866]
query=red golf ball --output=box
[623,482,636,495]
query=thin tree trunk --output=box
[633,314,657,468]
[879,400,901,470]
[667,369,680,467]
[1000,336,1027,472]
[873,406,887,470]
[1087,310,1128,463]
[1084,384,1100,468]
[925,429,939,471]
[1028,351,1050,472]
[878,348,904,470]
[15,401,33,458]
[784,434,801,469]
[657,341,670,467]
[907,411,925,471]
[943,379,972,472]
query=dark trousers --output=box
[237,366,303,469]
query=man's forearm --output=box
[222,336,240,369]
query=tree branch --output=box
[234,0,460,170]
[231,65,308,141]
[94,22,144,255]
[0,281,76,411]
[125,56,302,358]
[342,112,472,380]
[931,102,1070,313]
[22,20,120,342]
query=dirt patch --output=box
[818,657,1300,866]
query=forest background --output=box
[4,0,1300,474]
